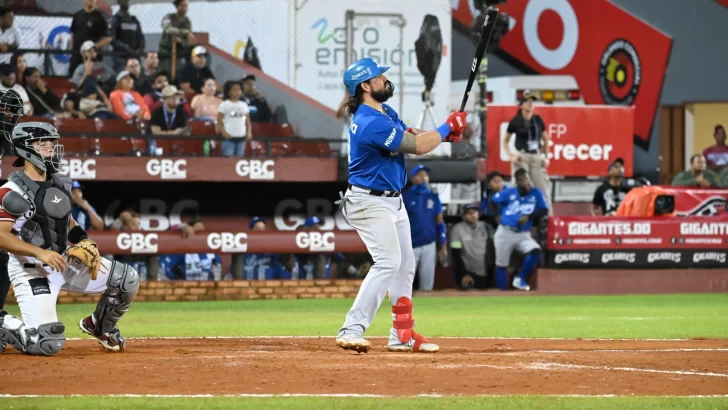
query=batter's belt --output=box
[348,184,401,197]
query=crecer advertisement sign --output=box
[452,0,672,149]
[486,105,635,177]
[295,0,452,129]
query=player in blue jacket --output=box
[402,164,447,291]
[334,57,468,353]
[490,168,549,291]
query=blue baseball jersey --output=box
[161,253,222,280]
[72,205,96,230]
[492,187,548,231]
[403,184,443,248]
[347,103,408,192]
[244,254,297,280]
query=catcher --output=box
[0,121,139,355]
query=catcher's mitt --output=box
[65,239,101,280]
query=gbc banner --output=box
[98,231,365,255]
[452,0,672,148]
[0,157,338,182]
[295,0,452,128]
[486,105,635,177]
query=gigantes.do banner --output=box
[486,105,635,177]
[0,157,338,182]
[547,216,728,269]
[452,0,672,149]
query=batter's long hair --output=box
[345,84,366,115]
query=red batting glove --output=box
[406,127,415,134]
[445,111,468,135]
[445,131,463,143]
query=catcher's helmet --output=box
[0,89,24,142]
[11,122,64,173]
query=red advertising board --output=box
[670,188,728,216]
[453,0,672,148]
[547,216,728,250]
[486,105,635,177]
[0,157,339,182]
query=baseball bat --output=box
[459,6,500,112]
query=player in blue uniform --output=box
[490,168,549,291]
[335,57,467,353]
[402,164,447,291]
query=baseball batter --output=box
[490,168,549,291]
[0,122,139,355]
[335,57,467,353]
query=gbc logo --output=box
[295,232,335,252]
[116,233,159,253]
[207,232,248,252]
[146,159,187,180]
[236,160,275,180]
[60,159,96,179]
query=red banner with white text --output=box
[452,0,672,148]
[486,105,635,177]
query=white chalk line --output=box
[64,335,708,341]
[1,394,728,399]
[528,362,728,378]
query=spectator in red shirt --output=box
[703,125,728,171]
[109,70,151,121]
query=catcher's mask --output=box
[11,122,65,173]
[0,89,24,141]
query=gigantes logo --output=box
[647,252,681,263]
[207,232,247,252]
[117,233,158,253]
[146,159,187,180]
[601,252,636,264]
[693,252,727,264]
[554,252,590,264]
[60,159,96,179]
[295,232,335,252]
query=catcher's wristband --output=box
[68,226,90,245]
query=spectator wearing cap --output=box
[672,154,719,188]
[0,63,31,115]
[110,70,151,121]
[69,0,111,76]
[70,181,105,231]
[150,85,189,136]
[503,92,552,212]
[178,45,215,96]
[241,75,273,123]
[109,0,145,73]
[402,164,447,292]
[79,80,117,120]
[450,205,488,290]
[158,0,195,78]
[143,71,169,112]
[23,67,62,118]
[703,125,728,171]
[592,159,633,216]
[69,41,117,93]
[0,7,20,65]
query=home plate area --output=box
[1,338,727,396]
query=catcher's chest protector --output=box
[8,171,72,254]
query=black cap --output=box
[518,90,537,105]
[462,204,478,214]
[243,74,256,82]
[486,170,504,183]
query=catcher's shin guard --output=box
[0,314,65,356]
[89,261,139,346]
[388,297,439,353]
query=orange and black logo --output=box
[598,39,641,105]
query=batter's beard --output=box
[371,82,394,103]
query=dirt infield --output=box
[1,338,727,396]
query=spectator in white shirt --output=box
[0,7,20,65]
[0,63,31,115]
[217,80,252,157]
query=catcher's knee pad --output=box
[0,315,65,356]
[93,261,139,336]
[391,297,415,343]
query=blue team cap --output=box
[248,216,265,229]
[410,164,431,178]
[72,180,82,190]
[343,58,390,95]
[462,204,478,214]
[304,216,321,228]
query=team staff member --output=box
[592,159,632,216]
[491,169,549,291]
[402,164,447,292]
[334,57,467,353]
[450,205,487,290]
[503,93,551,210]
